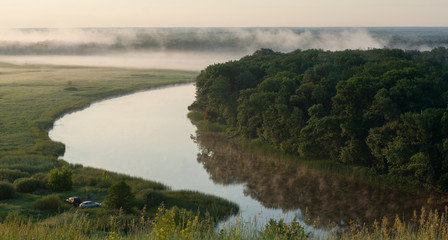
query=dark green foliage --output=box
[0,168,30,183]
[0,181,16,200]
[136,189,239,219]
[47,166,73,191]
[190,47,448,189]
[262,218,311,239]
[100,171,111,188]
[13,177,39,193]
[64,87,79,91]
[137,189,166,207]
[105,180,135,210]
[33,194,64,210]
[31,172,49,189]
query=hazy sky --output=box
[0,0,447,28]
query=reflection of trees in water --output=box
[194,131,448,226]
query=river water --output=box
[49,83,303,226]
[49,83,447,229]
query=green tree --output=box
[105,180,135,210]
[190,47,448,189]
[101,170,111,187]
[47,166,73,191]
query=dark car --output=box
[65,196,82,207]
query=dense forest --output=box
[189,47,448,190]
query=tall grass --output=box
[332,207,448,240]
[1,206,447,239]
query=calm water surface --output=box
[49,83,301,226]
[49,83,447,229]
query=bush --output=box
[0,168,30,183]
[33,194,64,210]
[105,180,135,210]
[135,189,166,208]
[72,174,98,187]
[32,172,49,189]
[0,181,17,200]
[262,218,311,239]
[13,178,39,193]
[100,171,111,188]
[47,166,73,191]
[145,189,166,207]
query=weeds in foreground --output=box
[336,207,448,240]
[2,205,448,239]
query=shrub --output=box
[147,190,167,208]
[72,174,98,187]
[135,189,166,209]
[262,218,311,239]
[100,171,111,188]
[33,194,64,210]
[13,178,39,193]
[0,181,17,200]
[150,206,206,239]
[32,172,49,189]
[64,87,78,91]
[0,168,30,183]
[105,180,135,210]
[47,166,73,191]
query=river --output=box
[49,83,303,226]
[49,83,447,229]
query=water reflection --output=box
[193,131,448,226]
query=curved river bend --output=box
[50,83,447,229]
[49,83,301,226]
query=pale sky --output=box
[0,0,447,28]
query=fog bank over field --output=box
[0,53,239,71]
[1,28,447,70]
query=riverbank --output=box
[188,110,448,224]
[0,62,238,229]
[188,104,448,193]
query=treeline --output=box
[189,47,448,190]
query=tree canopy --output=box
[105,180,135,210]
[47,166,73,192]
[189,47,448,190]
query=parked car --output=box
[65,196,81,207]
[79,201,101,209]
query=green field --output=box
[0,62,239,238]
[0,63,195,152]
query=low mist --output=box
[0,52,242,71]
[0,28,447,70]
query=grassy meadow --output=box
[0,62,240,238]
[0,62,195,152]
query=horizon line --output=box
[1,26,448,29]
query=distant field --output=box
[0,62,197,152]
[0,62,239,230]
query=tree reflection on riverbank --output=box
[193,131,448,226]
